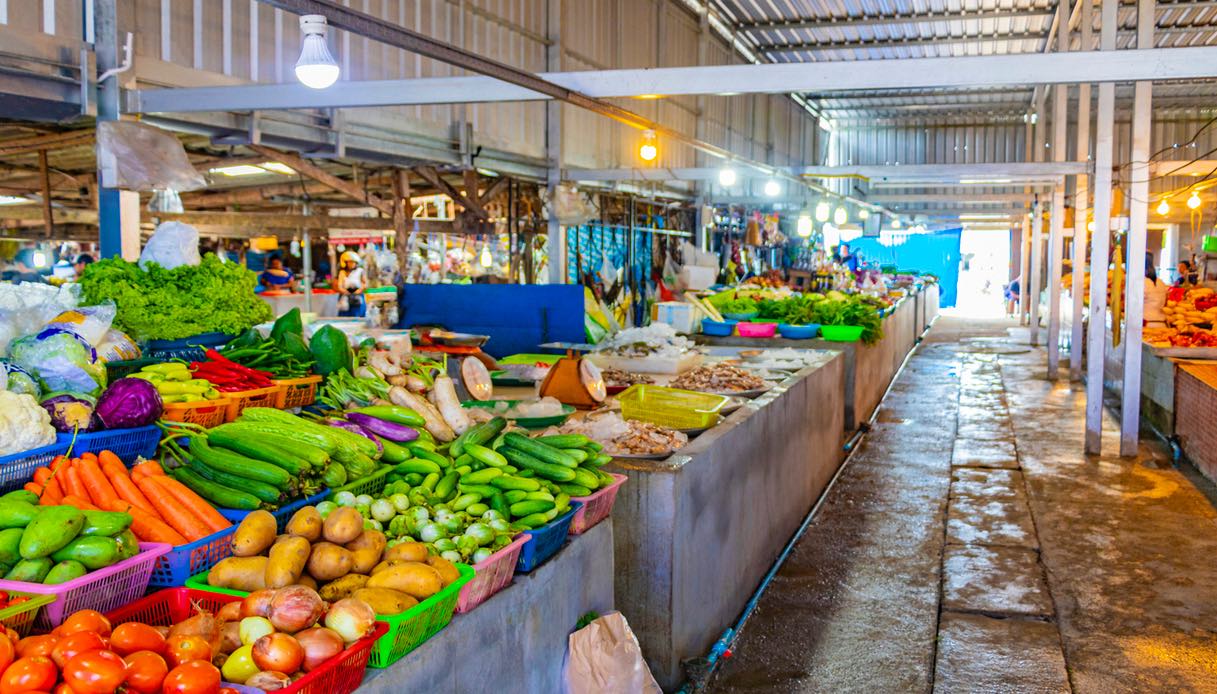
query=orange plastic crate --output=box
[223,385,283,422]
[273,375,322,409]
[160,398,231,428]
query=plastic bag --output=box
[140,221,201,270]
[95,329,142,363]
[96,121,207,192]
[566,612,660,694]
[0,283,80,357]
[8,329,106,397]
[43,304,116,346]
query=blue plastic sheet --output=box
[850,228,962,307]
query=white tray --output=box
[587,351,703,375]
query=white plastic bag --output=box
[566,612,660,694]
[140,221,201,270]
[96,121,207,192]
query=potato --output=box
[265,536,311,589]
[208,556,269,591]
[345,530,386,554]
[323,507,363,544]
[352,587,418,616]
[370,559,410,575]
[426,555,461,587]
[366,562,442,599]
[383,542,428,563]
[231,511,276,557]
[286,507,323,542]
[306,542,354,581]
[318,573,370,602]
[296,574,317,590]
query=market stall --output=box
[1174,362,1217,484]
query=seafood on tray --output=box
[547,411,687,456]
[601,367,655,388]
[670,363,767,393]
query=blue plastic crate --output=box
[515,502,581,573]
[58,425,161,463]
[143,332,233,362]
[217,489,330,532]
[148,524,238,588]
[0,440,71,494]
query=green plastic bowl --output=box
[820,325,865,342]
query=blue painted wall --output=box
[851,228,963,307]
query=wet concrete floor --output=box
[706,316,1217,693]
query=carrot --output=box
[151,476,230,533]
[80,452,98,464]
[61,466,88,500]
[23,483,42,499]
[49,455,69,473]
[33,468,63,500]
[59,495,99,511]
[132,461,165,479]
[135,476,209,542]
[107,499,187,545]
[109,472,154,514]
[97,450,124,471]
[78,458,119,507]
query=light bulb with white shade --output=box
[296,15,340,89]
[764,180,780,197]
[718,168,737,186]
[1157,199,1170,216]
[833,207,847,226]
[796,215,813,237]
[1187,191,1202,210]
[814,201,830,222]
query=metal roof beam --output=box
[738,9,1055,33]
[867,193,1038,203]
[763,31,1047,53]
[563,162,1087,182]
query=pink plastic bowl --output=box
[737,322,777,338]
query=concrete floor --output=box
[706,316,1217,694]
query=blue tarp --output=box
[850,228,962,307]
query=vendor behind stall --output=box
[1144,259,1169,327]
[259,254,298,292]
[336,251,367,317]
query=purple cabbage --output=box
[41,393,96,433]
[344,413,419,443]
[95,377,163,429]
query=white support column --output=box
[1121,0,1155,456]
[1163,223,1180,275]
[1020,217,1032,324]
[1047,0,1070,376]
[1030,200,1044,345]
[1086,0,1119,455]
[544,0,564,285]
[1071,0,1092,379]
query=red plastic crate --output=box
[107,588,387,694]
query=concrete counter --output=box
[606,351,847,690]
[359,519,615,693]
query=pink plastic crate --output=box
[569,473,627,534]
[0,543,171,629]
[456,535,528,614]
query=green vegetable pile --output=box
[79,254,273,341]
[754,291,887,344]
[757,295,820,326]
[718,297,759,314]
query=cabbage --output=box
[40,393,96,433]
[9,329,106,397]
[94,377,163,429]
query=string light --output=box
[814,201,830,222]
[763,180,780,197]
[858,209,870,221]
[796,215,813,237]
[479,243,492,268]
[718,168,737,186]
[833,207,848,226]
[1157,199,1170,216]
[638,130,658,162]
[1187,191,1202,209]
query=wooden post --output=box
[393,169,411,279]
[38,150,53,237]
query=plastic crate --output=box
[160,398,231,429]
[456,535,528,614]
[187,564,472,668]
[325,468,390,499]
[0,542,170,629]
[143,332,232,363]
[617,385,730,430]
[273,375,323,409]
[107,588,387,694]
[0,592,55,637]
[58,425,161,463]
[223,385,283,422]
[516,502,581,573]
[148,525,238,588]
[217,489,331,530]
[1204,235,1217,254]
[104,357,166,382]
[569,473,627,535]
[0,440,70,494]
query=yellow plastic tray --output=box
[617,384,729,429]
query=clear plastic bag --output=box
[0,283,80,357]
[140,221,201,270]
[96,121,206,192]
[566,612,661,694]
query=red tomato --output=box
[53,684,77,694]
[59,610,111,638]
[123,650,169,694]
[0,634,14,675]
[62,650,126,694]
[15,635,58,659]
[165,636,211,669]
[50,631,107,669]
[161,661,221,694]
[110,623,167,657]
[0,655,58,694]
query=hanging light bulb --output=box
[763,180,780,197]
[833,206,848,226]
[858,208,870,221]
[814,201,830,222]
[718,168,737,186]
[638,130,658,162]
[295,15,340,89]
[1157,199,1170,216]
[1187,190,1202,209]
[1086,220,1095,233]
[479,243,493,268]
[892,217,902,229]
[796,215,813,237]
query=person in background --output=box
[1,249,45,283]
[72,253,94,279]
[259,254,298,292]
[1144,257,1169,327]
[1176,259,1198,287]
[1004,275,1021,317]
[336,251,367,317]
[836,243,861,274]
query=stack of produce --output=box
[40,377,164,434]
[219,308,316,379]
[130,362,223,403]
[1153,287,1217,347]
[0,485,138,585]
[188,350,275,393]
[28,451,230,547]
[207,507,463,619]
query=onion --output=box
[293,627,344,672]
[252,633,304,674]
[241,589,278,619]
[169,609,222,656]
[220,622,242,655]
[268,585,325,634]
[217,602,242,622]
[245,671,292,691]
[324,598,376,644]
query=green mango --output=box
[80,510,133,537]
[1,490,38,505]
[114,530,140,561]
[51,536,119,570]
[43,560,87,585]
[0,528,23,566]
[5,558,52,583]
[19,506,84,559]
[0,501,40,529]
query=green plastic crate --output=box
[325,467,391,499]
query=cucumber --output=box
[586,454,614,468]
[421,472,440,492]
[434,471,460,500]
[466,503,489,516]
[189,436,293,490]
[404,473,424,486]
[206,429,312,474]
[524,491,555,502]
[513,512,549,529]
[452,493,481,511]
[377,437,410,464]
[585,441,604,452]
[503,490,528,504]
[457,483,500,498]
[489,475,540,492]
[564,449,589,464]
[509,499,554,517]
[453,417,508,457]
[502,433,578,468]
[463,468,503,485]
[175,466,263,510]
[535,434,592,449]
[186,458,279,505]
[499,447,576,482]
[570,467,601,490]
[558,483,593,497]
[489,492,510,517]
[591,468,616,488]
[408,446,451,469]
[408,439,436,453]
[394,458,442,476]
[465,444,508,469]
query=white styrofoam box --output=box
[654,302,698,334]
[681,265,718,291]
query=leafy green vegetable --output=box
[812,298,885,345]
[718,298,758,314]
[78,254,273,341]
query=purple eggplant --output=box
[345,412,420,443]
[324,417,384,454]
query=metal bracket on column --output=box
[213,110,264,146]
